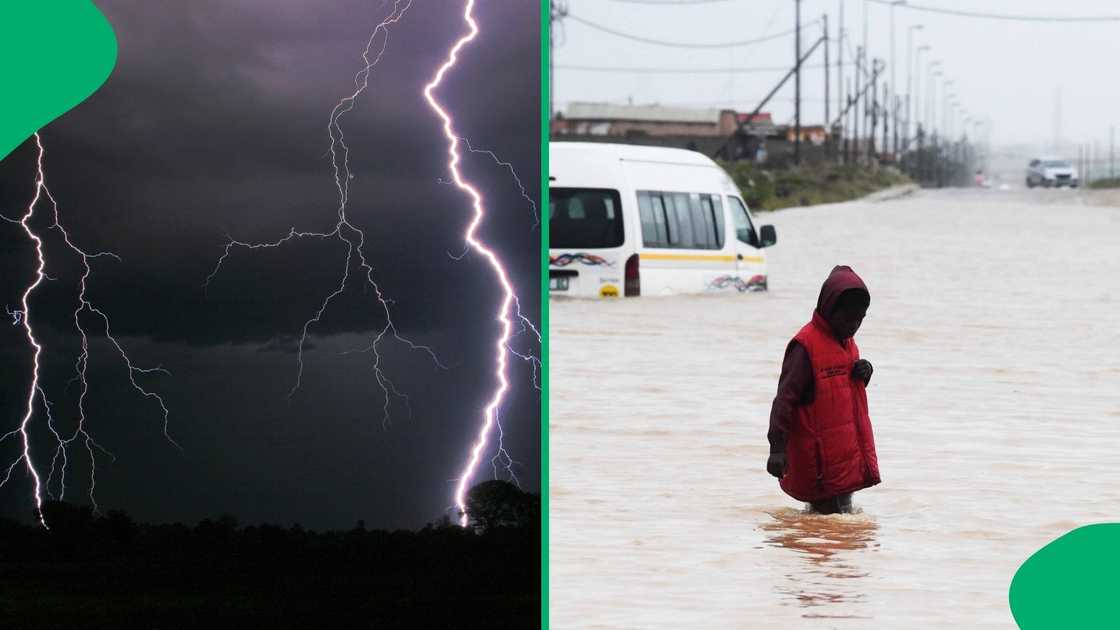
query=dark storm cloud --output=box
[0,0,540,528]
[2,0,540,347]
[258,334,315,354]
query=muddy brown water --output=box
[549,189,1120,628]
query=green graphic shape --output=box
[1009,523,1120,628]
[0,2,117,161]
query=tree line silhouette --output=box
[0,480,539,629]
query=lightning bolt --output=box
[203,0,446,430]
[458,137,540,229]
[2,133,173,527]
[423,0,540,527]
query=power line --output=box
[556,61,854,75]
[607,0,734,4]
[845,37,875,80]
[566,14,819,49]
[561,97,833,107]
[867,0,1120,22]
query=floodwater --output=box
[549,188,1120,629]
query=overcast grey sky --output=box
[553,0,1120,149]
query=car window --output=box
[727,196,757,246]
[687,193,714,249]
[549,188,625,249]
[702,195,725,249]
[637,191,669,247]
[636,190,725,250]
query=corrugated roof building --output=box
[553,102,740,137]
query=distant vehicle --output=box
[549,142,776,298]
[1026,157,1079,188]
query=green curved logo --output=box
[0,2,117,161]
[1009,523,1120,628]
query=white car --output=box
[1026,158,1079,188]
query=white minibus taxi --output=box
[549,142,776,298]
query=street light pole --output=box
[855,45,863,161]
[838,0,844,143]
[824,13,830,150]
[906,29,924,151]
[942,81,955,138]
[949,101,958,141]
[795,0,802,165]
[928,61,942,137]
[862,0,870,157]
[549,1,569,124]
[890,1,905,155]
[914,45,928,141]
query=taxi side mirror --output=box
[759,225,777,248]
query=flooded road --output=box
[549,188,1120,628]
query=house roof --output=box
[562,102,723,124]
[736,113,773,124]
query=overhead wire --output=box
[557,61,856,75]
[606,0,735,5]
[565,14,818,49]
[866,0,1120,22]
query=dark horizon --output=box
[0,0,541,530]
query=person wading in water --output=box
[766,265,880,514]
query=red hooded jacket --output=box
[774,266,880,502]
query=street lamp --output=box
[942,80,956,138]
[906,28,925,150]
[928,62,943,137]
[890,1,907,151]
[914,44,930,139]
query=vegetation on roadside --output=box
[718,160,912,211]
[1088,177,1120,189]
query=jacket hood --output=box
[814,265,870,321]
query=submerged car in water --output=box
[549,142,777,298]
[1026,157,1079,188]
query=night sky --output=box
[0,0,541,530]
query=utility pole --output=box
[795,0,803,165]
[824,13,830,158]
[1092,141,1097,184]
[890,0,903,153]
[855,46,863,163]
[917,120,925,184]
[833,62,883,165]
[846,78,853,163]
[882,81,889,160]
[1111,125,1116,178]
[928,64,941,138]
[907,29,925,152]
[838,1,844,161]
[925,67,932,138]
[870,60,879,163]
[713,37,825,161]
[862,0,870,158]
[942,81,953,139]
[549,2,568,124]
[893,94,900,157]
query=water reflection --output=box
[760,508,879,618]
